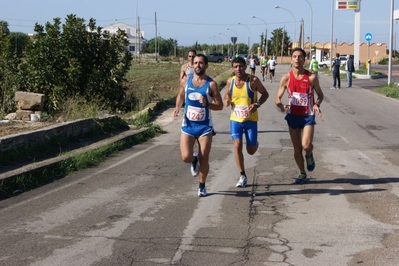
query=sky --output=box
[1,0,398,49]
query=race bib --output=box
[291,92,308,106]
[187,105,206,121]
[233,105,250,119]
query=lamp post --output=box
[209,36,218,52]
[219,32,231,57]
[275,5,297,49]
[238,22,251,54]
[252,15,269,55]
[227,28,239,55]
[304,0,313,57]
[213,35,224,54]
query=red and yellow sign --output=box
[337,1,359,10]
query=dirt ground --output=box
[0,120,57,138]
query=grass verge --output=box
[374,84,399,98]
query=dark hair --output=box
[336,53,340,57]
[291,47,306,59]
[195,54,208,64]
[188,49,197,55]
[231,56,246,66]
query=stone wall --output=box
[0,116,122,154]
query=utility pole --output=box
[155,12,158,62]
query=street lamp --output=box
[220,32,231,57]
[238,22,251,54]
[304,0,313,57]
[213,35,224,54]
[209,36,218,52]
[252,15,269,55]
[275,5,297,48]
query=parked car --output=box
[205,53,224,63]
[319,54,351,68]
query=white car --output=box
[319,54,350,68]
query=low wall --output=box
[0,116,122,154]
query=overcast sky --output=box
[1,0,397,48]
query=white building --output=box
[101,21,146,55]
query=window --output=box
[129,46,135,52]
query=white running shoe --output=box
[236,175,247,188]
[197,187,207,197]
[190,152,199,177]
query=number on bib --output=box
[187,105,205,121]
[233,105,250,119]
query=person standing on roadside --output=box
[275,47,324,184]
[331,53,341,89]
[345,55,355,88]
[180,49,196,80]
[173,54,223,197]
[224,56,269,188]
[261,54,269,81]
[308,55,319,78]
[268,55,277,83]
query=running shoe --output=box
[197,187,207,197]
[190,152,199,177]
[236,175,247,188]
[295,173,308,184]
[306,153,315,172]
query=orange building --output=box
[304,41,387,64]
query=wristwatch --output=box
[316,103,320,108]
[255,102,261,108]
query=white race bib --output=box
[233,105,250,119]
[291,92,308,106]
[187,105,206,121]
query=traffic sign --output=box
[365,33,372,42]
[231,37,237,44]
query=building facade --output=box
[101,21,146,56]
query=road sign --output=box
[231,37,237,45]
[365,33,372,42]
[336,1,360,10]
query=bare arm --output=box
[201,80,223,110]
[173,78,186,117]
[275,73,290,113]
[309,74,324,117]
[179,64,186,80]
[224,78,233,107]
[248,76,269,112]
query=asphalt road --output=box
[1,64,399,266]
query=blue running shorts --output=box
[285,114,316,129]
[182,124,214,139]
[230,120,258,146]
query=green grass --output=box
[125,60,232,111]
[374,84,399,98]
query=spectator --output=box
[346,55,355,88]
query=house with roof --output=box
[101,20,146,55]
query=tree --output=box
[143,37,178,57]
[18,15,132,113]
[0,20,10,35]
[269,28,291,57]
[0,29,21,114]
